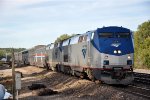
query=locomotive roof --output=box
[97,26,131,33]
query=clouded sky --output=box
[0,0,150,48]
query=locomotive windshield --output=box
[99,33,130,38]
[99,33,113,38]
[116,33,130,38]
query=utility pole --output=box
[5,52,7,63]
[12,48,16,100]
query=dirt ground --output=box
[0,66,148,100]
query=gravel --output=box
[0,66,149,100]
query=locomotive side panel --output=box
[48,49,54,69]
[28,48,35,66]
[51,44,62,71]
[90,43,102,69]
[69,43,86,72]
[22,50,29,65]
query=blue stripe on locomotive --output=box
[91,26,134,56]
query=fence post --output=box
[12,48,16,100]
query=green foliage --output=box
[0,48,25,60]
[0,61,3,66]
[55,34,76,43]
[0,50,5,58]
[13,48,26,52]
[55,34,70,43]
[134,20,150,69]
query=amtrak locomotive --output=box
[15,26,134,85]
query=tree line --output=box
[0,48,25,61]
[134,20,150,69]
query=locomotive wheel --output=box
[44,63,49,70]
[48,64,51,70]
[87,69,95,82]
[56,64,61,72]
[64,66,71,75]
[70,70,77,77]
[52,65,57,72]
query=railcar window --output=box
[62,39,69,46]
[54,43,60,47]
[46,47,49,50]
[50,44,54,49]
[99,33,113,38]
[117,33,130,38]
[46,44,51,50]
[70,35,80,44]
[78,36,84,42]
[83,35,87,41]
[87,35,91,41]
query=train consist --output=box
[15,26,134,85]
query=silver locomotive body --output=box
[49,26,134,85]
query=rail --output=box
[125,85,150,99]
[133,72,150,84]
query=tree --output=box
[55,34,70,43]
[0,48,25,61]
[0,50,5,60]
[134,20,150,69]
[54,34,77,43]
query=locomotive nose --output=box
[111,40,122,54]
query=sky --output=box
[0,0,150,48]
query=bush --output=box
[0,61,3,66]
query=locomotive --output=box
[15,26,134,85]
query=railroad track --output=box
[124,85,150,99]
[111,84,150,99]
[133,72,150,84]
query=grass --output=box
[0,61,3,66]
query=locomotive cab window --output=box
[99,33,113,38]
[116,33,130,38]
[78,35,87,42]
[91,32,94,39]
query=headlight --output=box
[114,50,117,54]
[128,55,131,59]
[118,50,121,54]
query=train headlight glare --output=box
[114,50,117,54]
[118,50,121,54]
[128,55,131,59]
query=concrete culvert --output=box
[37,88,58,96]
[28,83,46,90]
